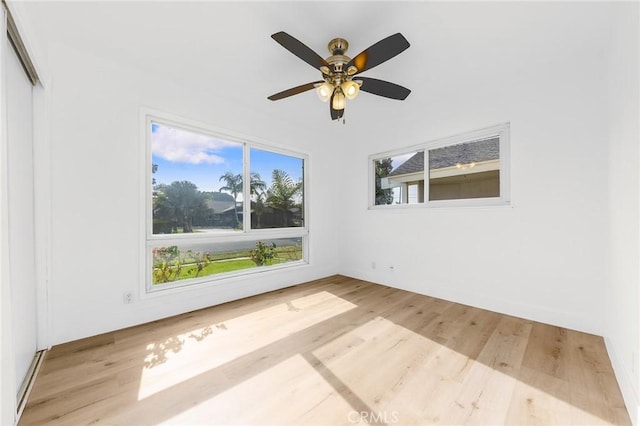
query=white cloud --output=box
[151,124,239,164]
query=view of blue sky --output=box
[151,122,303,198]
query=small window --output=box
[370,123,509,208]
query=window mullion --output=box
[243,142,251,233]
[423,150,429,202]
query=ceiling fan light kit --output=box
[268,31,412,122]
[316,81,333,102]
[341,80,360,99]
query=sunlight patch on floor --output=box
[312,315,459,423]
[158,354,354,425]
[505,370,607,425]
[137,291,356,400]
[311,315,614,425]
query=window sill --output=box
[368,198,513,211]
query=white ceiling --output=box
[17,1,618,129]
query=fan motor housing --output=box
[326,38,351,74]
[328,38,348,55]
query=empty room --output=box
[1,1,638,425]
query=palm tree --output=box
[249,173,267,228]
[219,172,242,226]
[253,192,266,228]
[219,172,268,228]
[266,169,302,227]
[250,172,267,198]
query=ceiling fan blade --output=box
[268,81,323,101]
[347,33,410,74]
[271,31,330,71]
[358,77,411,100]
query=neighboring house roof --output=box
[221,202,244,215]
[430,137,499,169]
[206,199,235,213]
[387,137,500,177]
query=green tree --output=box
[219,172,243,226]
[155,181,206,233]
[249,173,267,228]
[219,172,267,227]
[252,192,267,228]
[266,169,302,227]
[375,158,394,205]
[250,172,267,198]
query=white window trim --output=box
[140,108,309,296]
[369,123,511,209]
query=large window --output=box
[370,123,510,208]
[145,113,308,292]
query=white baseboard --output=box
[605,336,639,425]
[340,268,600,335]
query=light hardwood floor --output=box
[20,275,630,425]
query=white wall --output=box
[337,2,614,335]
[41,1,626,345]
[45,42,342,345]
[604,4,640,425]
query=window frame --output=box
[369,123,510,209]
[141,109,309,295]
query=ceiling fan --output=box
[267,31,411,121]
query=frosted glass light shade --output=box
[332,89,346,110]
[316,82,333,102]
[341,80,360,100]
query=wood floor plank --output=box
[505,366,573,425]
[19,275,631,425]
[436,315,532,425]
[521,322,569,380]
[566,331,631,425]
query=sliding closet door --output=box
[6,37,37,401]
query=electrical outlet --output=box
[123,292,133,304]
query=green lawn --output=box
[175,258,256,281]
[152,244,303,285]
